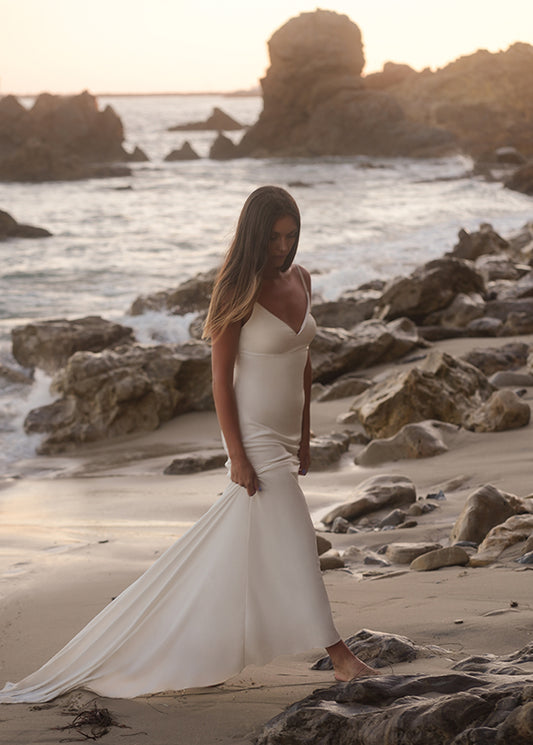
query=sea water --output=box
[0,94,532,471]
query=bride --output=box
[0,185,376,704]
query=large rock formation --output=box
[367,42,533,157]
[24,342,213,453]
[0,209,51,239]
[237,10,455,158]
[0,90,142,181]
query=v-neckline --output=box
[256,294,310,335]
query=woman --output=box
[0,185,375,704]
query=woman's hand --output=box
[298,441,310,476]
[231,453,260,496]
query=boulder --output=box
[506,162,533,195]
[312,287,382,329]
[310,317,422,384]
[355,420,458,466]
[256,668,533,745]
[237,10,455,158]
[322,474,416,526]
[168,107,243,131]
[319,551,345,570]
[385,542,442,564]
[451,223,509,261]
[0,91,139,181]
[423,292,485,328]
[316,373,371,402]
[164,141,200,161]
[24,341,213,453]
[11,316,135,374]
[410,546,470,571]
[375,257,485,324]
[0,208,51,239]
[316,535,332,556]
[309,432,351,469]
[461,342,530,375]
[489,370,533,387]
[470,514,533,566]
[350,349,495,439]
[451,483,532,545]
[129,268,217,315]
[476,254,528,282]
[163,450,226,474]
[465,388,530,432]
[209,133,239,160]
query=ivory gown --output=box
[0,275,340,703]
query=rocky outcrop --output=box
[11,316,135,374]
[24,342,213,453]
[236,10,455,158]
[168,107,243,131]
[451,484,532,545]
[164,142,200,161]
[370,42,533,158]
[129,268,217,315]
[350,349,498,438]
[0,91,140,181]
[355,420,459,466]
[0,209,52,239]
[322,474,416,526]
[505,162,533,195]
[310,317,423,384]
[461,342,530,375]
[470,513,533,566]
[466,388,531,432]
[257,664,533,745]
[209,133,239,160]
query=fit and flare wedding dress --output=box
[0,276,340,703]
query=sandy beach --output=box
[0,332,532,744]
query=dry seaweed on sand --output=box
[54,700,128,741]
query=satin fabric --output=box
[0,269,340,702]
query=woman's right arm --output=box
[211,322,260,497]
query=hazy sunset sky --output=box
[2,0,532,94]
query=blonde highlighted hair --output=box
[203,186,300,339]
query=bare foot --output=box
[334,659,382,682]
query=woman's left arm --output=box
[298,351,312,475]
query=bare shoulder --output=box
[294,263,311,292]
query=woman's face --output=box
[266,215,298,270]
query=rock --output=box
[465,388,530,432]
[312,287,382,328]
[312,629,450,671]
[350,349,495,439]
[451,223,509,261]
[410,546,470,571]
[0,91,138,181]
[168,107,243,131]
[164,141,200,161]
[501,309,533,335]
[209,133,239,160]
[310,317,422,384]
[163,450,226,474]
[424,292,485,328]
[24,341,214,453]
[0,208,52,239]
[483,297,533,328]
[465,316,503,336]
[375,257,485,324]
[386,542,442,564]
[316,373,372,401]
[11,316,135,374]
[470,514,533,566]
[237,10,455,158]
[451,483,532,545]
[386,42,533,158]
[125,145,149,162]
[489,370,533,387]
[378,508,407,528]
[461,342,530,375]
[316,535,332,556]
[506,162,533,195]
[494,146,528,165]
[319,551,345,570]
[476,254,528,282]
[331,516,350,534]
[309,432,351,469]
[0,362,33,385]
[322,474,416,526]
[256,671,533,745]
[452,644,533,675]
[129,268,217,315]
[355,420,458,466]
[517,551,533,564]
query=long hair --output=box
[203,185,300,339]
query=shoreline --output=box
[0,332,532,743]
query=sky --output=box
[2,0,532,95]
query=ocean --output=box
[0,93,532,472]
